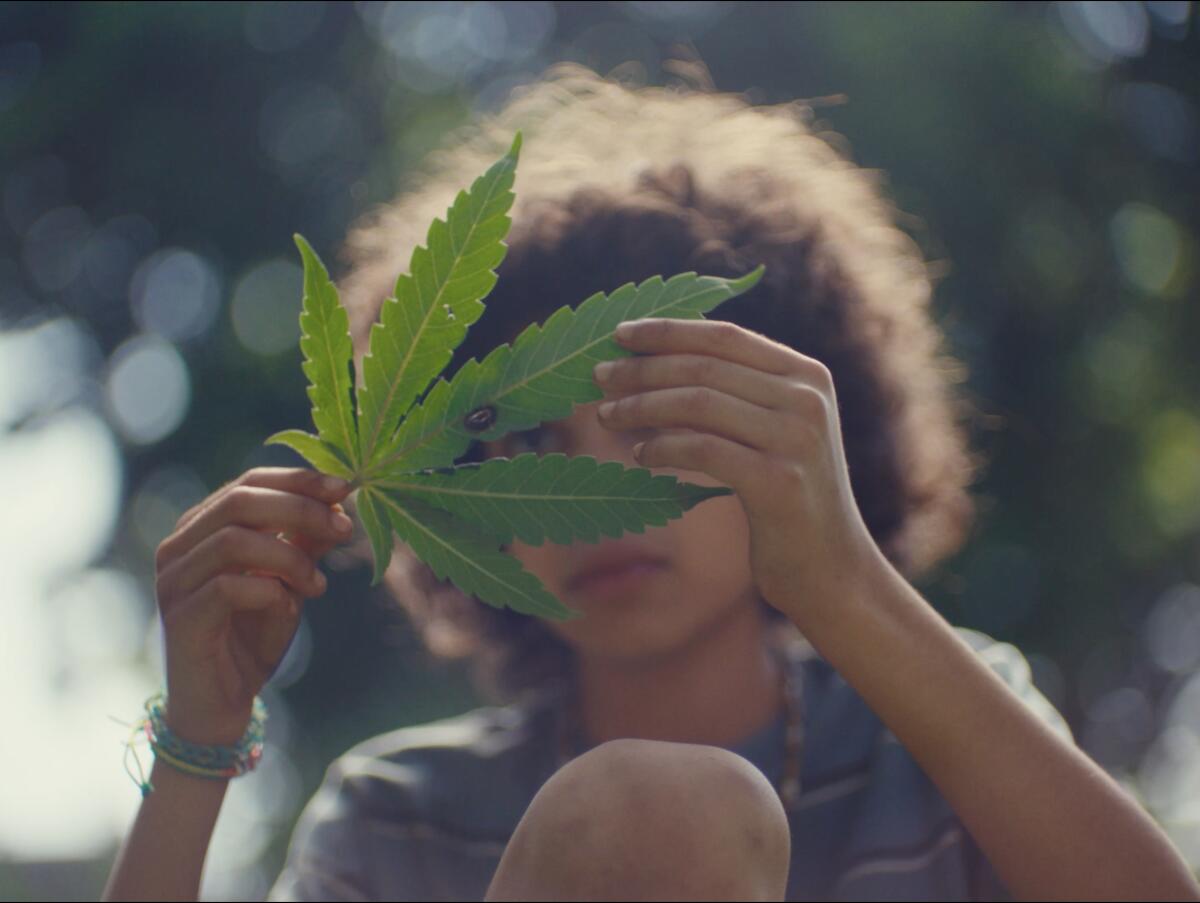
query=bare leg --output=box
[485,738,791,902]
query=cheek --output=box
[675,495,753,582]
[504,539,558,582]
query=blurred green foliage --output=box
[0,1,1197,898]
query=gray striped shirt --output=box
[268,627,1073,901]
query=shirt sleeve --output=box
[265,705,542,902]
[956,627,1074,746]
[266,756,379,902]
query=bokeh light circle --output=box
[231,258,303,356]
[103,334,191,445]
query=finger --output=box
[175,468,351,537]
[594,353,797,411]
[279,502,351,560]
[160,525,327,601]
[171,572,292,635]
[597,386,780,453]
[172,574,301,684]
[161,483,354,569]
[631,430,758,496]
[615,319,814,377]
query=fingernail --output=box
[331,511,353,532]
[322,476,349,493]
[314,570,326,591]
[593,361,614,383]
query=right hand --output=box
[154,467,355,746]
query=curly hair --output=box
[333,62,986,705]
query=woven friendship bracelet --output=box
[144,692,266,769]
[122,691,267,796]
[150,741,263,780]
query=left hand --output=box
[593,317,883,623]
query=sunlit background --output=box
[1,2,1197,899]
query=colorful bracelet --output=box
[121,691,267,797]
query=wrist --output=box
[148,753,234,791]
[784,532,891,637]
[163,702,252,748]
[137,692,266,790]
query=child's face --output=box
[481,402,763,664]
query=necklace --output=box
[554,637,805,810]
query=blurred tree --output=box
[0,1,1196,898]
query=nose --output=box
[574,401,642,468]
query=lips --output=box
[567,548,668,592]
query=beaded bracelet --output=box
[121,691,267,797]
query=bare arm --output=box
[102,761,229,902]
[101,467,354,901]
[792,547,1200,902]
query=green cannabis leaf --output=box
[266,132,765,620]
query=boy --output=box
[105,63,1199,902]
[270,63,1198,901]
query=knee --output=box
[552,738,783,827]
[518,738,790,894]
